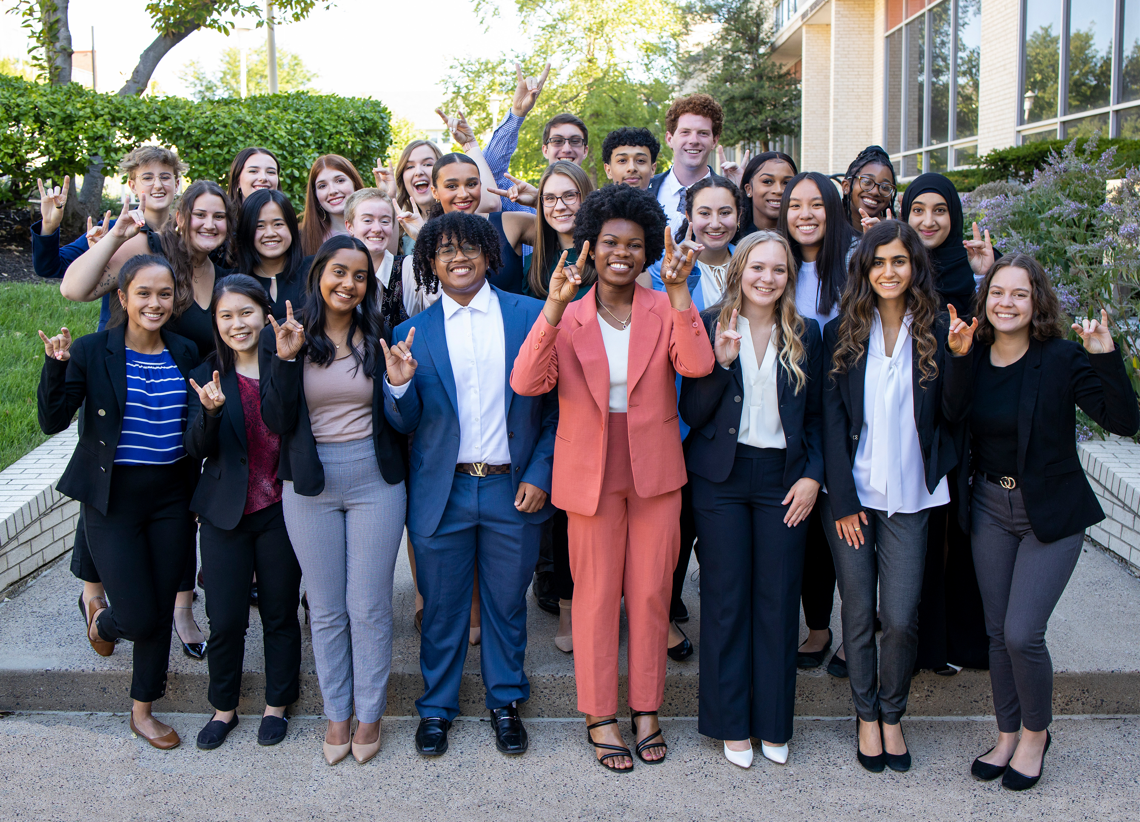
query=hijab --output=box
[901,173,976,315]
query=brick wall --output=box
[829,0,878,172]
[977,0,1021,154]
[801,22,834,173]
[1080,439,1140,571]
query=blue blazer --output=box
[32,220,111,330]
[383,286,558,536]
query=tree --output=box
[385,116,428,164]
[180,43,316,99]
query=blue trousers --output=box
[410,473,542,721]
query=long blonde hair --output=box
[710,230,809,394]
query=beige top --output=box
[304,348,374,443]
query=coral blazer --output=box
[511,283,715,517]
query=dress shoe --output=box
[667,623,693,661]
[856,717,886,773]
[196,715,238,750]
[175,606,207,660]
[469,625,481,646]
[80,594,114,657]
[882,721,911,772]
[258,714,289,746]
[1002,731,1051,791]
[555,600,573,653]
[762,742,789,765]
[130,714,180,750]
[249,583,259,609]
[670,598,689,623]
[490,704,528,755]
[827,651,849,679]
[971,747,1009,781]
[796,628,832,669]
[533,571,559,615]
[723,741,753,768]
[414,608,423,634]
[323,739,352,765]
[415,717,451,756]
[352,723,382,764]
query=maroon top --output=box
[238,374,283,514]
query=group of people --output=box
[30,77,1138,791]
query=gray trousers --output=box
[281,438,407,723]
[821,494,929,724]
[970,478,1082,733]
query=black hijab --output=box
[901,173,976,315]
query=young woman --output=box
[38,254,199,749]
[737,152,797,238]
[840,146,898,232]
[511,184,715,772]
[822,220,960,774]
[394,140,442,255]
[679,231,823,769]
[259,235,407,766]
[778,171,858,676]
[185,275,303,751]
[944,256,1138,791]
[228,147,281,206]
[300,155,365,256]
[344,188,409,331]
[232,188,309,320]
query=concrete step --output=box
[2,536,1138,718]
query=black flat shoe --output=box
[175,607,207,660]
[856,717,886,773]
[797,628,833,669]
[415,717,450,756]
[587,718,633,774]
[196,715,238,750]
[882,721,911,772]
[630,710,667,764]
[1002,731,1051,791]
[249,583,259,609]
[670,599,689,623]
[489,703,528,755]
[667,623,693,661]
[971,747,1008,781]
[827,651,848,678]
[258,714,289,746]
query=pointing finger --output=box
[538,62,551,87]
[285,300,294,323]
[404,327,415,348]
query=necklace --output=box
[596,295,632,329]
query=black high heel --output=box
[586,718,633,773]
[1002,731,1051,791]
[797,627,833,669]
[667,622,693,661]
[856,717,886,773]
[881,720,911,772]
[630,710,667,764]
[971,746,1009,781]
[174,606,207,660]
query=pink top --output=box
[237,374,283,515]
[303,350,374,443]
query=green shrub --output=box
[941,136,1140,192]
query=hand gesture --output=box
[38,326,72,362]
[661,224,703,290]
[396,196,425,241]
[963,222,996,278]
[109,193,146,242]
[946,303,979,356]
[189,370,226,416]
[372,159,397,198]
[267,300,305,361]
[511,61,550,118]
[379,327,418,386]
[85,210,113,247]
[488,173,539,208]
[37,176,70,235]
[716,146,749,187]
[782,477,820,527]
[714,309,742,368]
[859,207,892,232]
[547,245,585,304]
[514,481,548,513]
[836,511,869,547]
[436,108,476,148]
[1072,308,1115,354]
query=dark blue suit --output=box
[384,285,557,720]
[31,220,112,330]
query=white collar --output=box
[441,279,493,319]
[665,165,711,193]
[375,250,394,290]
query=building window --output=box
[884,0,982,177]
[1019,0,1140,141]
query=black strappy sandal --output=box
[586,718,634,773]
[631,710,667,764]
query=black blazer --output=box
[821,313,959,520]
[945,337,1140,543]
[257,326,405,496]
[37,326,199,515]
[679,312,825,488]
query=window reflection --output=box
[929,2,951,145]
[956,0,981,139]
[1023,0,1062,123]
[905,15,926,152]
[886,29,903,154]
[1067,0,1114,114]
[1123,0,1140,103]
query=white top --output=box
[375,249,395,291]
[697,259,729,310]
[794,260,840,331]
[656,167,711,236]
[597,314,630,413]
[736,316,785,449]
[852,311,949,516]
[401,254,442,318]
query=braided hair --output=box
[839,145,897,230]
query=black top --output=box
[251,255,313,321]
[145,230,229,363]
[487,212,526,294]
[380,255,408,332]
[969,352,1026,477]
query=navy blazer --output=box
[383,286,558,536]
[944,337,1140,542]
[680,312,825,488]
[31,220,111,330]
[37,325,199,515]
[821,313,959,520]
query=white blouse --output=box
[794,260,839,332]
[852,311,949,517]
[736,316,785,449]
[697,259,728,310]
[597,314,630,413]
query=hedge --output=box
[940,137,1140,192]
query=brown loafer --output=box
[80,594,114,657]
[130,714,181,750]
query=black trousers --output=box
[73,507,197,592]
[691,448,807,743]
[799,507,835,631]
[549,508,574,601]
[199,502,302,711]
[670,481,698,615]
[86,462,196,702]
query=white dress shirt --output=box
[401,254,443,318]
[656,167,711,236]
[736,316,785,449]
[597,314,630,412]
[852,311,949,516]
[794,260,840,332]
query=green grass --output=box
[0,282,100,470]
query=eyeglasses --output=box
[545,136,586,148]
[136,173,176,184]
[854,175,896,198]
[541,191,580,208]
[435,241,483,261]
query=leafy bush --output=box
[939,136,1140,192]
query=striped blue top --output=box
[114,348,188,465]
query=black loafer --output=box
[971,748,1008,781]
[797,628,833,669]
[197,715,238,750]
[489,703,528,755]
[667,623,694,661]
[258,714,289,746]
[827,651,848,678]
[415,717,451,756]
[533,572,560,615]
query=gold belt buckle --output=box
[1000,476,1016,490]
[472,462,487,478]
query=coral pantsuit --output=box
[511,284,715,715]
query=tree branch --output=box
[117,21,200,97]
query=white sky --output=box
[0,0,521,129]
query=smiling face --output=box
[869,238,913,303]
[215,290,267,356]
[845,162,894,219]
[745,159,795,225]
[985,266,1034,337]
[739,241,789,312]
[665,113,717,176]
[239,152,279,199]
[253,201,291,262]
[541,173,581,237]
[318,248,371,316]
[431,161,482,213]
[908,192,952,249]
[431,233,488,300]
[347,198,395,259]
[604,145,656,189]
[314,166,355,217]
[591,219,646,287]
[542,123,589,165]
[119,265,175,333]
[177,193,228,255]
[786,179,827,252]
[129,162,178,212]
[689,186,738,251]
[401,144,438,210]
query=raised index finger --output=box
[948,303,959,325]
[538,62,551,86]
[515,61,524,83]
[404,326,416,347]
[284,300,294,323]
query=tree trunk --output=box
[45,0,73,85]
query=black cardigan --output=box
[37,326,199,515]
[257,325,405,496]
[821,312,959,519]
[679,312,825,488]
[944,337,1140,542]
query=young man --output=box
[649,94,723,234]
[382,212,557,758]
[602,127,660,190]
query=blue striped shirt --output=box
[114,348,188,465]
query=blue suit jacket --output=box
[383,286,558,536]
[31,220,111,330]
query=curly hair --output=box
[118,145,188,180]
[572,184,668,286]
[678,174,744,243]
[840,145,897,230]
[411,211,504,295]
[602,127,661,163]
[972,254,1068,346]
[664,93,724,139]
[158,180,236,318]
[831,220,942,386]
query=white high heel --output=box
[723,741,753,769]
[761,742,789,765]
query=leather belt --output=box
[979,471,1019,490]
[456,462,511,477]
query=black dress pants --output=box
[199,502,302,711]
[799,507,835,632]
[74,507,197,592]
[86,462,196,702]
[669,481,698,617]
[549,508,574,601]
